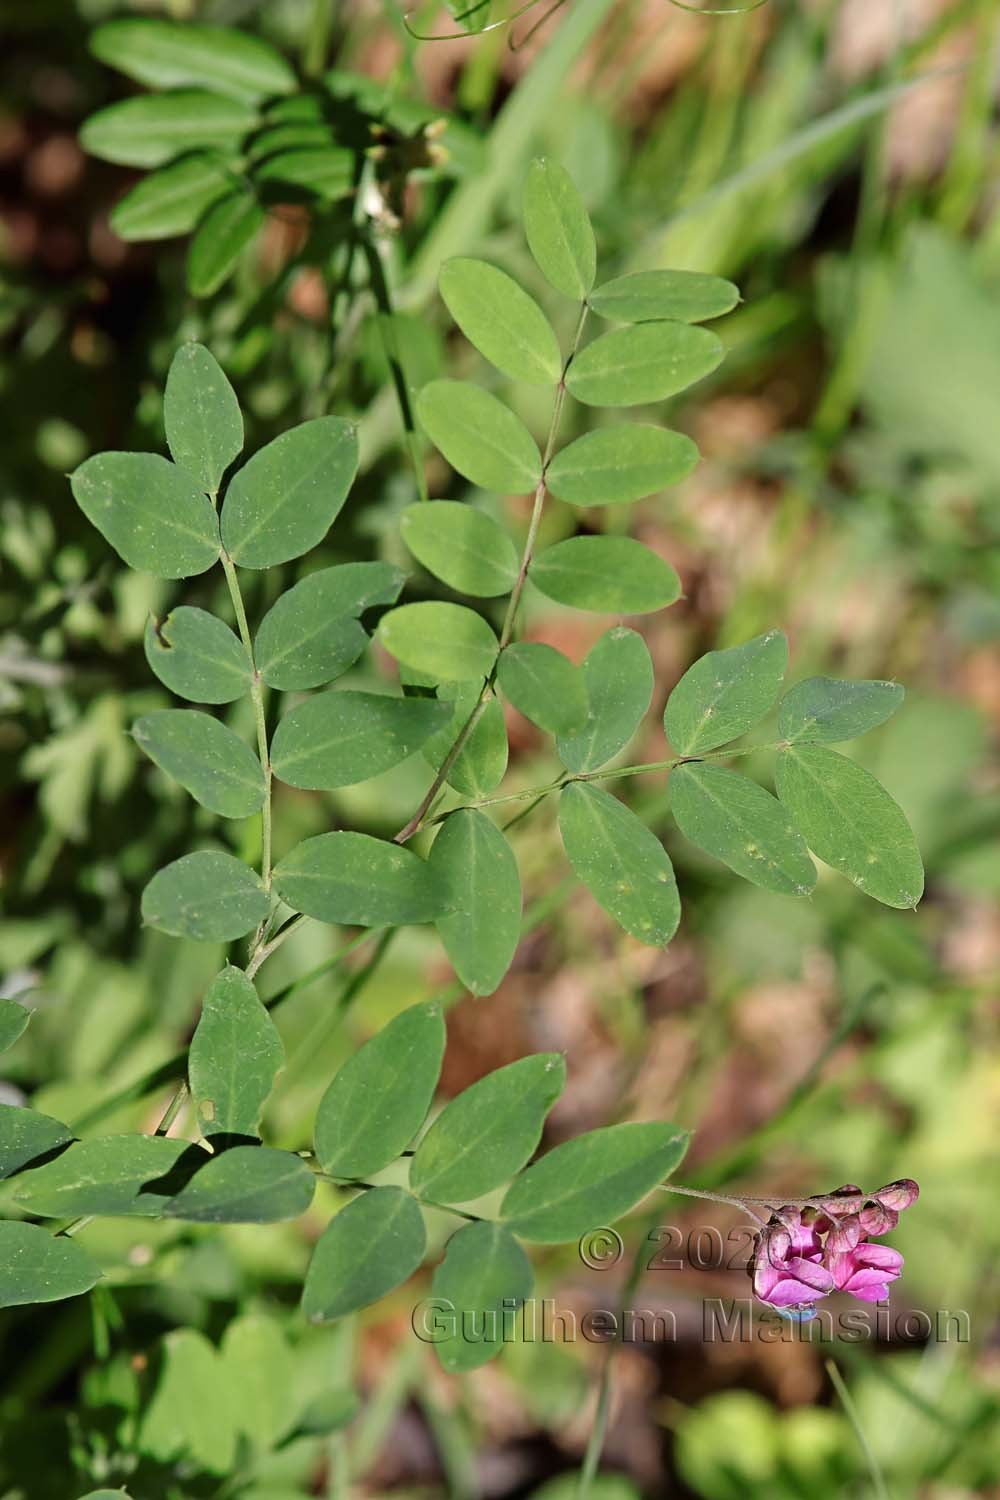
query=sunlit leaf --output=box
[530,536,681,613]
[144,607,251,704]
[272,833,453,926]
[664,630,788,755]
[410,1053,565,1203]
[523,157,596,301]
[545,424,699,507]
[440,257,562,385]
[429,810,522,996]
[559,782,680,946]
[500,1121,689,1242]
[0,1000,30,1053]
[670,764,816,895]
[302,1187,426,1323]
[377,602,499,681]
[253,147,354,200]
[187,189,264,297]
[417,380,542,494]
[557,627,653,773]
[80,92,257,169]
[110,154,232,241]
[589,270,739,324]
[775,745,924,909]
[188,967,284,1138]
[565,323,723,407]
[12,1136,207,1218]
[496,642,588,735]
[132,710,265,818]
[220,417,358,569]
[141,851,269,942]
[314,1002,445,1177]
[0,1104,73,1180]
[401,501,519,597]
[70,453,220,579]
[91,18,296,102]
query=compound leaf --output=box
[254,561,404,691]
[0,1222,101,1309]
[187,189,264,297]
[163,1146,315,1222]
[589,270,739,324]
[430,1221,534,1372]
[110,153,232,241]
[11,1136,206,1218]
[80,92,256,169]
[377,601,499,681]
[778,677,905,744]
[91,18,295,102]
[0,1104,73,1180]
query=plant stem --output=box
[394,301,589,845]
[221,551,272,893]
[361,224,429,503]
[154,1081,188,1137]
[247,912,308,979]
[826,1359,890,1500]
[656,1182,768,1227]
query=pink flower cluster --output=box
[749,1180,919,1314]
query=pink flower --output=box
[826,1241,904,1302]
[751,1209,834,1309]
[873,1179,919,1213]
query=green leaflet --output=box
[775,745,924,909]
[220,416,358,569]
[220,1315,299,1450]
[545,424,699,507]
[164,342,243,496]
[141,851,269,942]
[132,710,265,818]
[410,1053,566,1203]
[314,1001,445,1177]
[400,501,519,597]
[138,1329,238,1475]
[556,626,653,773]
[377,602,499,681]
[0,1104,73,1180]
[254,561,404,690]
[670,763,816,896]
[272,832,453,926]
[302,1187,426,1323]
[778,677,905,743]
[90,18,296,102]
[11,1136,207,1218]
[429,810,522,996]
[559,782,680,947]
[522,157,596,301]
[163,1146,315,1222]
[496,642,588,735]
[270,691,452,790]
[144,607,251,704]
[187,189,264,297]
[439,257,562,385]
[422,682,508,798]
[500,1121,689,1242]
[70,452,220,579]
[110,154,233,241]
[188,967,284,1139]
[530,536,681,614]
[430,1221,534,1372]
[0,999,30,1052]
[565,322,723,407]
[417,381,542,494]
[0,1222,102,1309]
[664,630,788,755]
[80,92,257,169]
[253,148,354,201]
[589,270,739,324]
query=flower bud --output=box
[813,1184,864,1215]
[873,1179,919,1213]
[858,1199,897,1236]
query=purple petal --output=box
[765,1276,831,1308]
[856,1243,903,1272]
[859,1201,898,1236]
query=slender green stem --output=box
[154,1081,188,1137]
[361,224,429,503]
[826,1359,891,1500]
[221,551,272,893]
[656,1182,768,1226]
[247,912,308,979]
[395,302,589,844]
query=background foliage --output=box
[1,0,999,1497]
